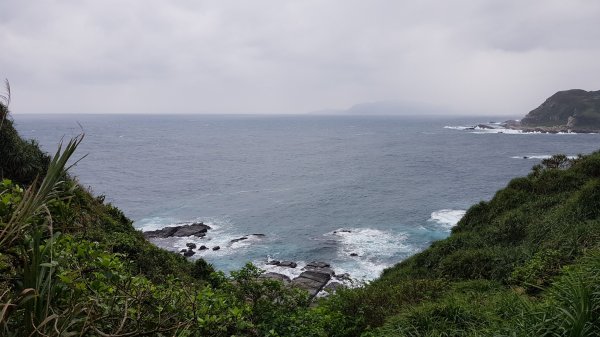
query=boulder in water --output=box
[183,250,195,257]
[143,222,211,238]
[324,282,344,293]
[278,261,297,268]
[230,237,248,244]
[306,261,330,268]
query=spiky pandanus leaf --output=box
[0,135,84,248]
[0,134,84,336]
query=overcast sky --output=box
[1,0,600,115]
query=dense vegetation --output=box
[1,90,599,336]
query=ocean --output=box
[13,114,600,282]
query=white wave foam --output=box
[471,128,522,134]
[323,228,414,281]
[330,259,390,284]
[511,155,578,160]
[429,209,466,229]
[135,216,180,231]
[444,125,473,130]
[255,259,307,280]
[254,259,363,293]
[138,217,264,258]
[329,228,409,258]
[448,125,589,135]
[445,125,525,134]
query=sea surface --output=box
[13,114,600,281]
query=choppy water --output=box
[13,114,600,280]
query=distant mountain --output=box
[520,89,600,131]
[310,100,447,115]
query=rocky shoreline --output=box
[459,120,598,134]
[143,223,354,297]
[502,120,598,133]
[261,261,352,298]
[143,222,212,238]
[143,222,267,257]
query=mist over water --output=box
[14,115,600,280]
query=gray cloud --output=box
[1,0,599,115]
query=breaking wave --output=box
[428,209,466,230]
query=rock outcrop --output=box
[262,261,343,298]
[143,222,211,238]
[291,270,332,297]
[278,261,297,268]
[520,89,600,131]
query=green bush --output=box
[510,248,564,292]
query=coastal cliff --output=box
[519,89,600,132]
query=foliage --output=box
[0,97,50,186]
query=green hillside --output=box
[521,89,600,130]
[2,93,600,336]
[322,153,600,336]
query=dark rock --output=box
[251,233,266,237]
[212,246,220,251]
[307,266,335,276]
[523,156,529,159]
[324,282,344,293]
[143,222,211,239]
[198,245,208,250]
[186,243,197,249]
[278,261,297,268]
[260,272,291,284]
[230,237,248,244]
[267,260,281,266]
[305,262,335,275]
[183,250,195,257]
[335,273,352,282]
[292,278,323,297]
[306,261,330,268]
[180,249,187,253]
[299,270,331,283]
[476,124,494,129]
[333,230,351,234]
[172,223,211,237]
[350,253,358,257]
[291,270,332,298]
[144,226,179,238]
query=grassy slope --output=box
[322,153,600,336]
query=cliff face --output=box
[521,89,600,130]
